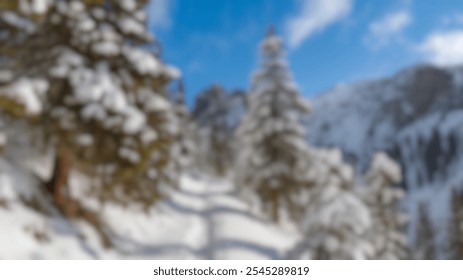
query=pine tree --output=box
[290,149,373,260]
[0,0,180,209]
[447,189,463,259]
[363,152,409,259]
[234,27,311,222]
[414,202,436,259]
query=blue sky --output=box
[148,0,463,106]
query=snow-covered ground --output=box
[0,167,300,259]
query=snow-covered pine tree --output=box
[363,152,409,259]
[414,202,436,259]
[193,84,234,176]
[447,189,463,259]
[0,0,180,209]
[289,149,374,259]
[234,27,311,222]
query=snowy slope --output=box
[0,165,299,259]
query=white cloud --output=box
[419,30,463,66]
[148,0,174,30]
[285,0,353,49]
[366,10,412,48]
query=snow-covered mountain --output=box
[307,64,463,192]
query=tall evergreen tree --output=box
[447,189,463,259]
[234,27,311,222]
[0,0,180,209]
[363,152,409,259]
[414,202,436,259]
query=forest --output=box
[0,0,462,260]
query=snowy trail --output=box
[158,174,299,259]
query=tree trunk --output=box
[272,189,279,222]
[46,149,71,207]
